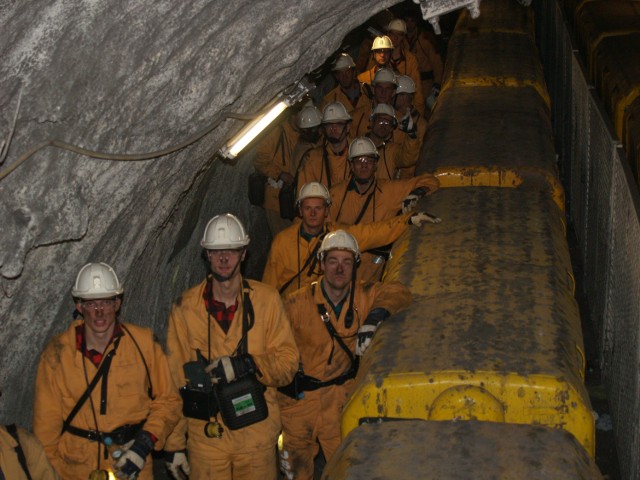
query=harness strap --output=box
[279,230,327,294]
[5,425,32,480]
[62,336,122,434]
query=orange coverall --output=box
[33,321,182,480]
[404,33,443,104]
[262,214,413,297]
[0,425,59,480]
[329,174,440,282]
[164,278,299,480]
[297,142,352,191]
[278,279,412,480]
[254,121,317,235]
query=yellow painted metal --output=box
[434,167,566,213]
[324,421,604,479]
[441,31,551,109]
[342,371,595,456]
[418,85,564,211]
[357,188,594,456]
[591,33,640,140]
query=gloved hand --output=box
[399,112,417,138]
[113,431,155,479]
[426,83,441,110]
[409,212,442,226]
[401,188,427,214]
[356,308,390,356]
[165,450,191,480]
[206,354,257,383]
[278,171,295,185]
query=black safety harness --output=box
[4,425,32,480]
[279,228,328,294]
[278,283,358,398]
[62,326,153,451]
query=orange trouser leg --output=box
[231,446,277,480]
[280,401,321,480]
[189,449,232,480]
[190,445,277,480]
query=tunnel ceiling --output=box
[0,0,474,425]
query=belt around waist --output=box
[64,420,145,444]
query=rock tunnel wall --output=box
[0,0,397,426]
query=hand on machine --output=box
[356,308,390,356]
[409,212,442,226]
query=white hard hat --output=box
[371,35,394,51]
[395,75,416,94]
[318,230,361,262]
[349,137,379,159]
[370,103,397,122]
[322,102,352,123]
[297,182,331,206]
[332,53,356,71]
[201,213,250,250]
[372,68,398,86]
[387,19,407,34]
[298,105,322,129]
[72,263,123,300]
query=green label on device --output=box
[232,393,256,416]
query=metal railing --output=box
[535,1,640,478]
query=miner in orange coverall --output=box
[297,102,353,191]
[253,104,323,237]
[164,213,298,480]
[262,182,432,297]
[330,137,441,282]
[321,53,372,140]
[358,34,425,115]
[33,263,182,480]
[1,391,59,480]
[277,230,412,480]
[361,103,425,179]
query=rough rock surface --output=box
[0,0,399,425]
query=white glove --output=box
[410,212,442,226]
[426,84,441,110]
[280,448,294,480]
[402,194,421,214]
[399,113,416,138]
[205,354,256,383]
[165,451,191,480]
[355,324,378,356]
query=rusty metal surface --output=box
[382,187,580,374]
[323,421,603,480]
[341,188,595,454]
[418,86,560,206]
[441,30,550,107]
[455,0,535,36]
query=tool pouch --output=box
[248,172,267,206]
[278,182,296,220]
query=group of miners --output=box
[0,8,444,480]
